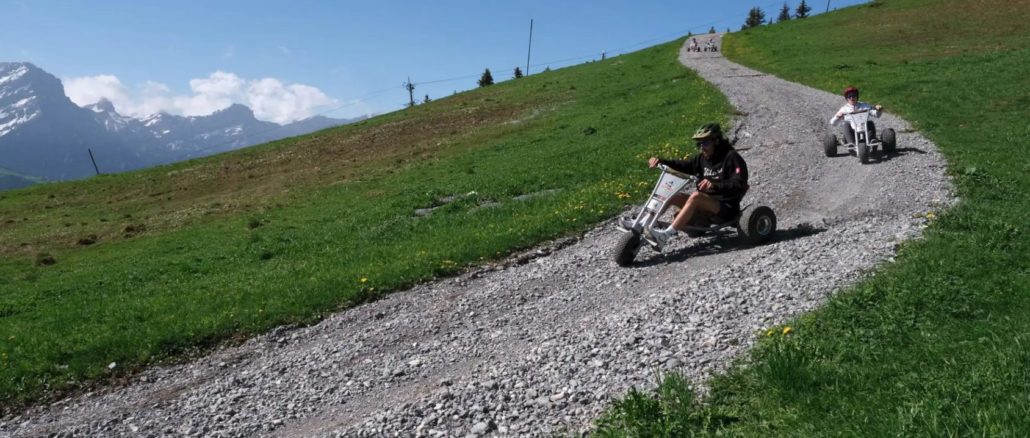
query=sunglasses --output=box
[696,139,715,148]
[846,93,859,99]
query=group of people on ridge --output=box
[687,37,717,52]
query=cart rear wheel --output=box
[821,132,837,157]
[738,206,777,245]
[882,128,897,155]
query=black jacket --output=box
[658,145,749,207]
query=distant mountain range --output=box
[0,62,363,190]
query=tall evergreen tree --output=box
[778,3,792,22]
[796,0,812,18]
[743,6,766,29]
[513,67,523,79]
[478,68,494,87]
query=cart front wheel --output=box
[612,232,642,267]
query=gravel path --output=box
[2,36,954,437]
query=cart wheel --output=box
[821,132,837,157]
[738,205,776,245]
[612,231,642,267]
[882,128,897,155]
[858,143,870,164]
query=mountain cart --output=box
[612,164,776,266]
[822,108,896,164]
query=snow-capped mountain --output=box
[86,98,137,133]
[0,62,144,181]
[0,62,361,189]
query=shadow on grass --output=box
[631,222,826,268]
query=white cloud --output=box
[64,75,131,107]
[246,78,337,124]
[63,71,340,124]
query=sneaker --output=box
[617,215,637,231]
[646,226,676,248]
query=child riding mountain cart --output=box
[823,86,897,164]
[613,123,777,266]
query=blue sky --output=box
[1,0,867,123]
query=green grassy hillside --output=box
[595,0,1030,435]
[0,39,730,407]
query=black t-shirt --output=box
[659,148,749,207]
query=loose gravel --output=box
[1,36,955,437]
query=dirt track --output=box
[2,36,953,437]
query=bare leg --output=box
[670,192,721,230]
[658,193,688,217]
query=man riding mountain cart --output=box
[614,123,776,266]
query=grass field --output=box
[594,0,1030,435]
[0,38,731,408]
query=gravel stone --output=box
[0,36,954,437]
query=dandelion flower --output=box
[782,326,793,335]
[360,277,368,283]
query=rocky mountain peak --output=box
[89,98,117,113]
[208,103,255,121]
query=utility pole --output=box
[525,19,534,76]
[404,76,415,108]
[825,0,831,13]
[87,148,100,175]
